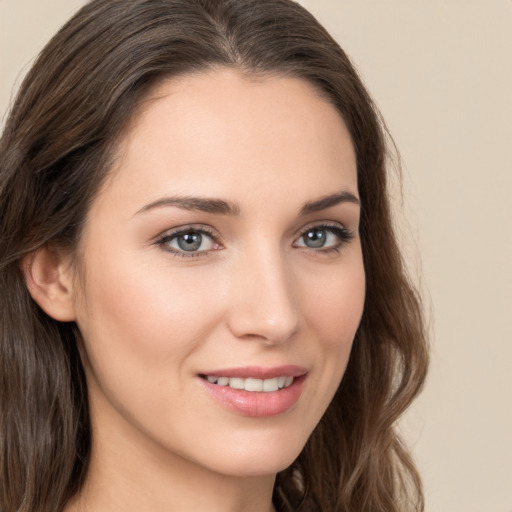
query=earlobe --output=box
[21,246,77,322]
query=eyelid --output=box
[154,224,223,258]
[293,222,355,250]
[153,221,354,259]
[295,220,352,238]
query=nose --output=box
[226,247,300,345]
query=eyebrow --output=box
[135,196,241,216]
[299,190,360,215]
[135,190,359,217]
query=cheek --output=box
[299,250,365,402]
[73,250,230,448]
[303,258,365,351]
[75,249,224,377]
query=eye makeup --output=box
[154,221,354,260]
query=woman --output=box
[0,0,428,511]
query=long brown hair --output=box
[0,1,428,510]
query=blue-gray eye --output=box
[295,225,350,250]
[302,228,328,248]
[177,232,203,251]
[161,229,216,253]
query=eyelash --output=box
[295,223,355,254]
[155,226,220,259]
[155,223,354,259]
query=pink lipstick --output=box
[197,365,307,417]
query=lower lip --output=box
[198,375,306,417]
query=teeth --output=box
[263,377,279,392]
[229,377,244,390]
[204,375,295,392]
[244,378,263,392]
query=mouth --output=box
[199,374,295,392]
[197,366,307,417]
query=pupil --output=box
[304,229,326,248]
[177,232,202,251]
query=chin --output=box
[208,452,298,479]
[187,425,309,478]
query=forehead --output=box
[100,68,357,213]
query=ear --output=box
[21,245,78,322]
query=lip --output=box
[199,365,307,379]
[197,365,307,417]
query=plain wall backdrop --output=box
[1,1,511,511]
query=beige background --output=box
[1,1,511,511]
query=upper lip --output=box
[199,365,307,379]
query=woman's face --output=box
[72,69,365,478]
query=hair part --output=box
[0,1,428,511]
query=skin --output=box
[61,68,365,512]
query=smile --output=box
[198,366,307,417]
[202,375,294,392]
